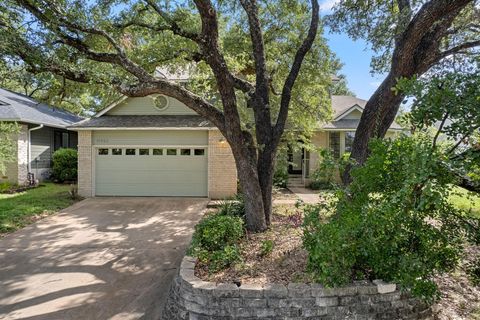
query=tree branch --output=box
[274,0,319,139]
[438,40,480,60]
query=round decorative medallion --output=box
[153,95,169,111]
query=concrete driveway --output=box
[0,197,207,320]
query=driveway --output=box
[0,197,207,320]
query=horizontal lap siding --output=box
[106,96,197,116]
[30,126,53,169]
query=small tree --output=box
[0,122,19,175]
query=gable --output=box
[104,95,197,116]
[334,105,363,121]
[341,109,362,120]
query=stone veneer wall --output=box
[208,130,237,199]
[77,130,93,198]
[162,256,431,320]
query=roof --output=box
[331,95,367,119]
[0,88,83,128]
[320,95,402,131]
[69,115,213,129]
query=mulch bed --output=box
[195,204,480,319]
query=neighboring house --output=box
[289,95,403,186]
[0,88,83,184]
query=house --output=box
[69,94,237,199]
[71,92,402,198]
[0,88,83,184]
[288,95,402,186]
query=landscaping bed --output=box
[196,204,308,285]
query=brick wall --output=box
[77,130,93,197]
[208,130,237,199]
[162,256,432,320]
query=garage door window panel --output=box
[112,148,122,155]
[153,148,163,155]
[98,148,109,155]
[194,148,205,156]
[167,148,177,155]
[126,149,136,155]
[139,148,150,156]
[180,148,191,156]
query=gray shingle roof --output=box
[321,95,402,130]
[69,115,212,129]
[0,88,83,128]
[331,95,367,119]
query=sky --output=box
[319,0,386,100]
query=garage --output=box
[93,130,208,197]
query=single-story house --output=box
[289,95,402,186]
[70,92,401,198]
[0,88,83,184]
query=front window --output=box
[344,131,355,153]
[329,132,340,159]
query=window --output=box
[98,148,108,155]
[126,148,136,155]
[112,148,122,155]
[194,148,205,156]
[153,148,163,155]
[329,132,340,159]
[167,148,177,155]
[180,148,191,156]
[139,148,150,155]
[344,132,355,153]
[54,131,70,151]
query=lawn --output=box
[0,183,78,234]
[449,186,480,218]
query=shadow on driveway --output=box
[0,197,207,320]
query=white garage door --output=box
[95,146,208,197]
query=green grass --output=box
[0,183,78,234]
[449,186,480,218]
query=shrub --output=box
[273,147,289,188]
[309,149,336,190]
[189,214,244,272]
[303,134,479,302]
[52,148,78,182]
[218,194,245,220]
[0,181,15,193]
[259,239,274,257]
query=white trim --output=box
[320,128,404,132]
[93,145,208,148]
[94,96,129,118]
[72,127,215,131]
[334,104,364,121]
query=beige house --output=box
[289,95,402,186]
[71,94,401,199]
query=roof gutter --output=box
[28,124,43,173]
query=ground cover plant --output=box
[0,182,78,234]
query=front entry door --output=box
[288,147,303,174]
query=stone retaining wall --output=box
[162,256,431,319]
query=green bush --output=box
[259,239,274,257]
[189,214,244,272]
[218,194,245,220]
[303,134,479,302]
[52,148,78,182]
[273,147,289,188]
[0,181,15,193]
[309,149,337,189]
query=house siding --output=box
[208,130,237,199]
[106,96,197,116]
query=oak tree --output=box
[0,0,331,231]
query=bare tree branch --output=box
[438,40,480,60]
[274,0,319,140]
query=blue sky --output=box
[320,0,385,100]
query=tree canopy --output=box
[0,0,343,231]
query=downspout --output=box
[28,124,43,173]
